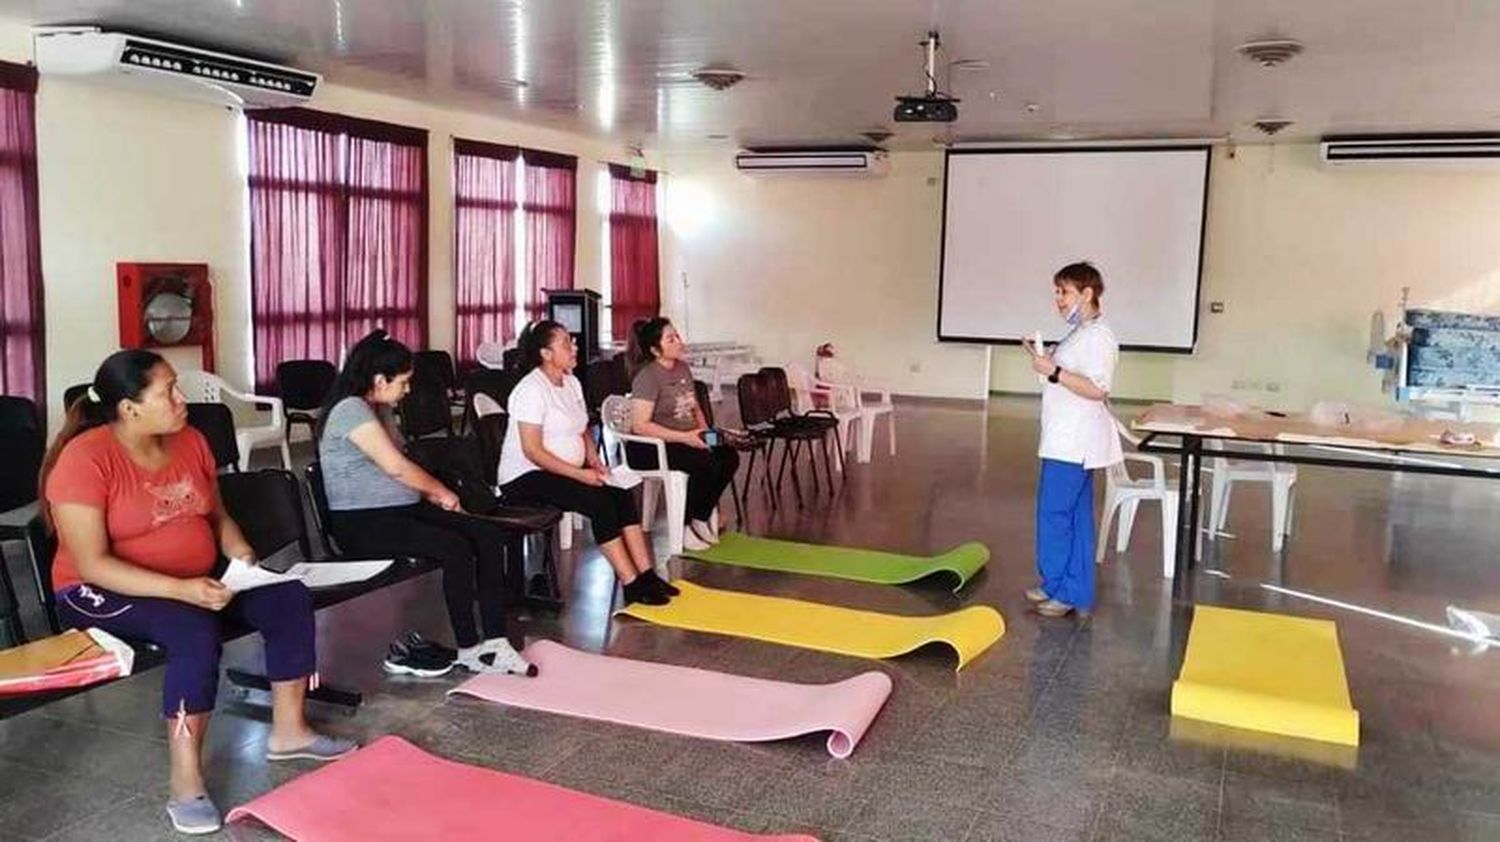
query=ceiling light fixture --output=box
[1236,37,1305,68]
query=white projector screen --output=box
[938,146,1209,351]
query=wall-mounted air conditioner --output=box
[1320,134,1500,167]
[34,26,320,109]
[735,149,889,177]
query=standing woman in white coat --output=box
[1021,262,1122,619]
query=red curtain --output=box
[453,139,519,364]
[522,150,576,322]
[608,164,660,338]
[247,108,428,391]
[0,63,43,411]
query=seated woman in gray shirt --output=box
[315,330,535,678]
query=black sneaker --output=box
[622,577,670,606]
[383,632,455,677]
[639,569,681,597]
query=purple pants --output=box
[54,580,317,719]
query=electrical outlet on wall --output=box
[1209,301,1225,314]
[909,362,922,373]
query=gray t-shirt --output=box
[631,361,699,432]
[318,397,421,511]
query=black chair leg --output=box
[226,668,362,711]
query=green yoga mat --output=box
[681,533,990,592]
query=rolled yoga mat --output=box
[681,532,990,592]
[226,736,817,842]
[448,639,891,758]
[1171,605,1360,747]
[618,580,1004,671]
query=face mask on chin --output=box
[1063,302,1082,325]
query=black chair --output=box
[185,403,241,472]
[400,362,456,440]
[462,367,519,433]
[304,462,342,557]
[62,383,91,412]
[218,469,312,564]
[501,347,522,371]
[695,379,749,526]
[20,514,59,635]
[414,350,465,433]
[0,396,44,644]
[759,367,841,500]
[276,360,337,445]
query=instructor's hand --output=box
[1029,353,1056,377]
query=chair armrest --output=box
[222,385,285,423]
[614,431,670,473]
[1122,452,1167,488]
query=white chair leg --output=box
[858,413,876,463]
[641,480,660,533]
[235,433,253,471]
[1162,496,1179,578]
[709,508,720,536]
[1210,475,1232,536]
[1271,479,1290,553]
[278,439,293,470]
[559,512,574,550]
[886,413,896,456]
[1096,494,1120,564]
[1284,481,1297,536]
[666,472,688,555]
[1116,498,1140,552]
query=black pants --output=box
[330,502,511,649]
[625,442,741,522]
[501,471,640,545]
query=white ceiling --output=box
[3,0,1500,149]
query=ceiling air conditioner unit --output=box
[1321,134,1500,167]
[33,26,319,109]
[735,149,889,177]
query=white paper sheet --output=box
[286,560,396,590]
[219,558,303,593]
[606,467,643,490]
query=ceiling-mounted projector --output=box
[894,31,960,123]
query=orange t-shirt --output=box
[45,426,220,592]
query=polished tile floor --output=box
[4,397,1500,841]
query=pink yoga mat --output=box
[227,736,816,841]
[448,640,892,758]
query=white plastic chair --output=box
[850,379,895,463]
[600,394,698,560]
[473,392,585,550]
[785,363,856,472]
[475,341,507,370]
[1208,446,1297,552]
[177,370,288,471]
[1097,419,1197,579]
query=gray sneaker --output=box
[266,733,358,762]
[166,795,222,835]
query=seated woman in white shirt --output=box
[497,321,674,606]
[1020,262,1122,619]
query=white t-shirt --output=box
[1038,318,1123,469]
[497,368,589,485]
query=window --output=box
[452,142,576,363]
[246,109,427,390]
[0,62,42,408]
[607,164,660,339]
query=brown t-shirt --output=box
[631,361,700,432]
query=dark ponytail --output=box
[626,317,671,379]
[39,349,165,530]
[314,329,414,443]
[517,320,566,374]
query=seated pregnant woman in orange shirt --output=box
[41,350,353,836]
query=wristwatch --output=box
[1048,365,1062,384]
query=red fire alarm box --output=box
[117,262,216,372]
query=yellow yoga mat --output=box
[1171,606,1360,747]
[618,580,1004,671]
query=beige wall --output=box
[991,143,1500,408]
[657,150,990,399]
[0,18,626,431]
[661,141,1500,409]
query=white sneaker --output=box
[689,519,720,545]
[682,529,712,552]
[457,640,538,677]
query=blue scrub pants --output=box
[1035,459,1096,610]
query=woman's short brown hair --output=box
[1053,261,1104,303]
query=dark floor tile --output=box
[42,794,184,842]
[848,752,994,811]
[0,758,136,840]
[1216,817,1339,842]
[1221,771,1337,831]
[752,762,869,830]
[981,762,1113,831]
[1456,811,1500,842]
[963,810,1090,842]
[655,741,789,810]
[1091,769,1221,842]
[841,796,978,842]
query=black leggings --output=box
[625,442,741,522]
[330,502,511,649]
[501,471,639,545]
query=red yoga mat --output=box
[226,736,818,841]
